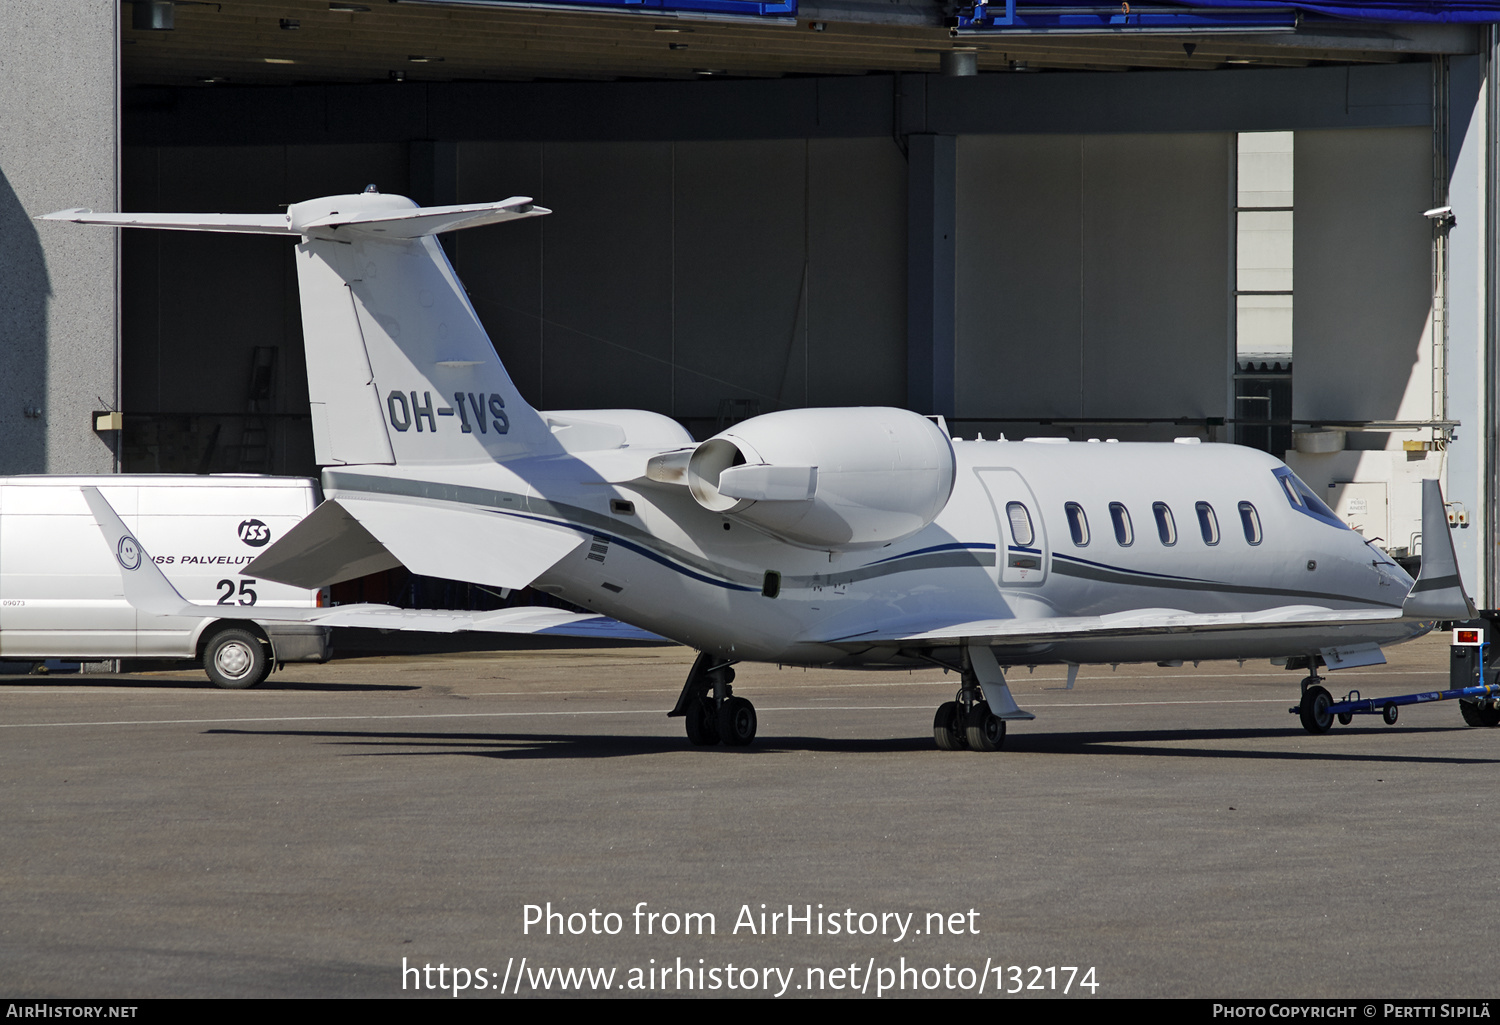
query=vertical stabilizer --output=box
[289,192,555,467]
[43,192,554,467]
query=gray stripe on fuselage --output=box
[1051,553,1399,609]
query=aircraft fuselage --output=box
[323,435,1425,669]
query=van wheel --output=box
[204,628,269,689]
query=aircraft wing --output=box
[816,604,1408,650]
[81,487,666,643]
[308,605,665,641]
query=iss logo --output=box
[238,519,272,548]
[116,536,142,571]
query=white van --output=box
[0,475,330,688]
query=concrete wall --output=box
[0,0,118,474]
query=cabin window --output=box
[1006,502,1035,547]
[1065,502,1089,546]
[1239,501,1263,545]
[1153,502,1177,546]
[1196,502,1220,545]
[1109,502,1133,547]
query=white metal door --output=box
[975,468,1048,586]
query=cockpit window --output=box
[1272,468,1346,529]
[1065,502,1089,546]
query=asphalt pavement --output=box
[0,633,1494,999]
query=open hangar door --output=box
[106,4,1496,605]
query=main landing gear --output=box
[669,652,756,747]
[932,646,1034,752]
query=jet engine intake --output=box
[685,407,956,550]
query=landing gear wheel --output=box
[1383,703,1399,726]
[964,705,1006,752]
[684,698,721,746]
[203,628,269,690]
[933,702,967,751]
[718,696,757,746]
[1299,684,1333,734]
[1460,700,1500,727]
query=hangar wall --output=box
[452,137,909,429]
[117,64,1446,481]
[0,0,118,475]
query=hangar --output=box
[3,0,1498,604]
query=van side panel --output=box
[129,481,320,657]
[0,485,139,657]
[0,477,325,665]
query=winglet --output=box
[81,487,197,617]
[1403,479,1477,621]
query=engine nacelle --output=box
[685,407,956,550]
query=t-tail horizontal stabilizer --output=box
[45,192,554,469]
[1402,479,1477,621]
[40,197,548,240]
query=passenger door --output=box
[975,468,1048,587]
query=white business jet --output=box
[45,189,1476,751]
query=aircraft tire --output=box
[718,697,757,746]
[933,702,967,751]
[685,698,721,745]
[1299,685,1333,734]
[203,627,269,690]
[1459,700,1500,728]
[964,706,1006,752]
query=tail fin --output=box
[44,192,553,467]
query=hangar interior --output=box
[4,0,1498,605]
